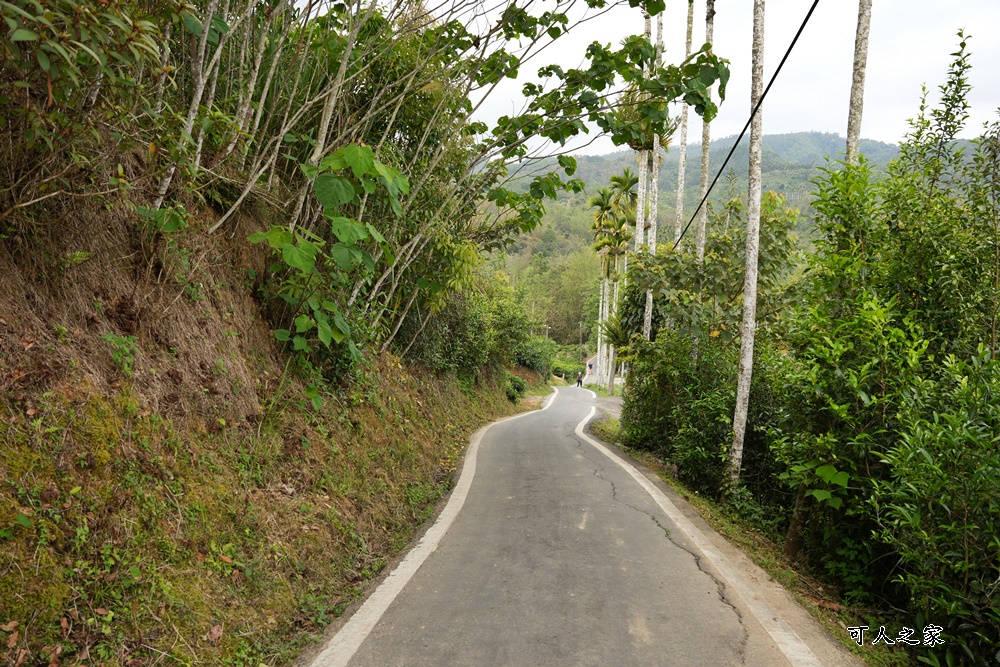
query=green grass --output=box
[584,382,622,397]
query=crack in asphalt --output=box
[573,430,752,663]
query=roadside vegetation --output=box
[614,44,1000,666]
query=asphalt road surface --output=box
[305,386,859,667]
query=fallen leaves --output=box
[7,630,19,648]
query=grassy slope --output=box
[0,200,532,666]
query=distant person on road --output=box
[576,372,583,387]
[588,362,593,371]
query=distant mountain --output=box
[569,131,897,217]
[505,132,900,261]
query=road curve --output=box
[304,386,857,667]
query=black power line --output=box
[672,0,821,252]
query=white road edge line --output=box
[574,406,824,667]
[308,387,561,667]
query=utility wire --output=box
[672,0,821,252]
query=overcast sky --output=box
[472,0,1000,156]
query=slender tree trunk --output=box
[595,276,605,384]
[606,344,616,395]
[642,146,656,340]
[728,0,766,490]
[153,23,172,115]
[845,0,873,165]
[380,288,419,354]
[674,0,694,245]
[783,489,809,557]
[607,273,619,394]
[153,0,220,209]
[289,0,379,230]
[635,150,648,252]
[642,14,663,340]
[401,309,433,359]
[696,0,716,261]
[213,1,284,169]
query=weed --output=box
[101,333,139,376]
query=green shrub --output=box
[872,349,1000,663]
[621,332,787,502]
[550,355,582,379]
[504,373,526,402]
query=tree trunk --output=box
[845,0,873,165]
[380,288,419,354]
[633,11,652,256]
[289,0,379,231]
[642,13,663,341]
[635,149,648,253]
[674,0,694,246]
[401,309,433,359]
[728,0,765,490]
[642,145,656,340]
[783,489,808,557]
[606,344,616,395]
[152,0,220,209]
[696,0,716,261]
[596,276,606,384]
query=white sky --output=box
[472,0,1000,156]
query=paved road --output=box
[305,387,858,667]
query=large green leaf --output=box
[282,241,317,273]
[315,313,333,347]
[248,226,292,250]
[315,174,356,211]
[11,28,38,41]
[365,222,386,244]
[294,314,314,333]
[181,13,202,36]
[336,144,375,180]
[815,464,838,483]
[329,217,368,245]
[329,243,353,271]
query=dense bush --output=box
[874,350,1000,663]
[621,332,788,505]
[398,268,531,384]
[504,372,527,402]
[770,45,1000,660]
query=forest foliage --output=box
[0,0,727,385]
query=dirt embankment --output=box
[0,201,526,666]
